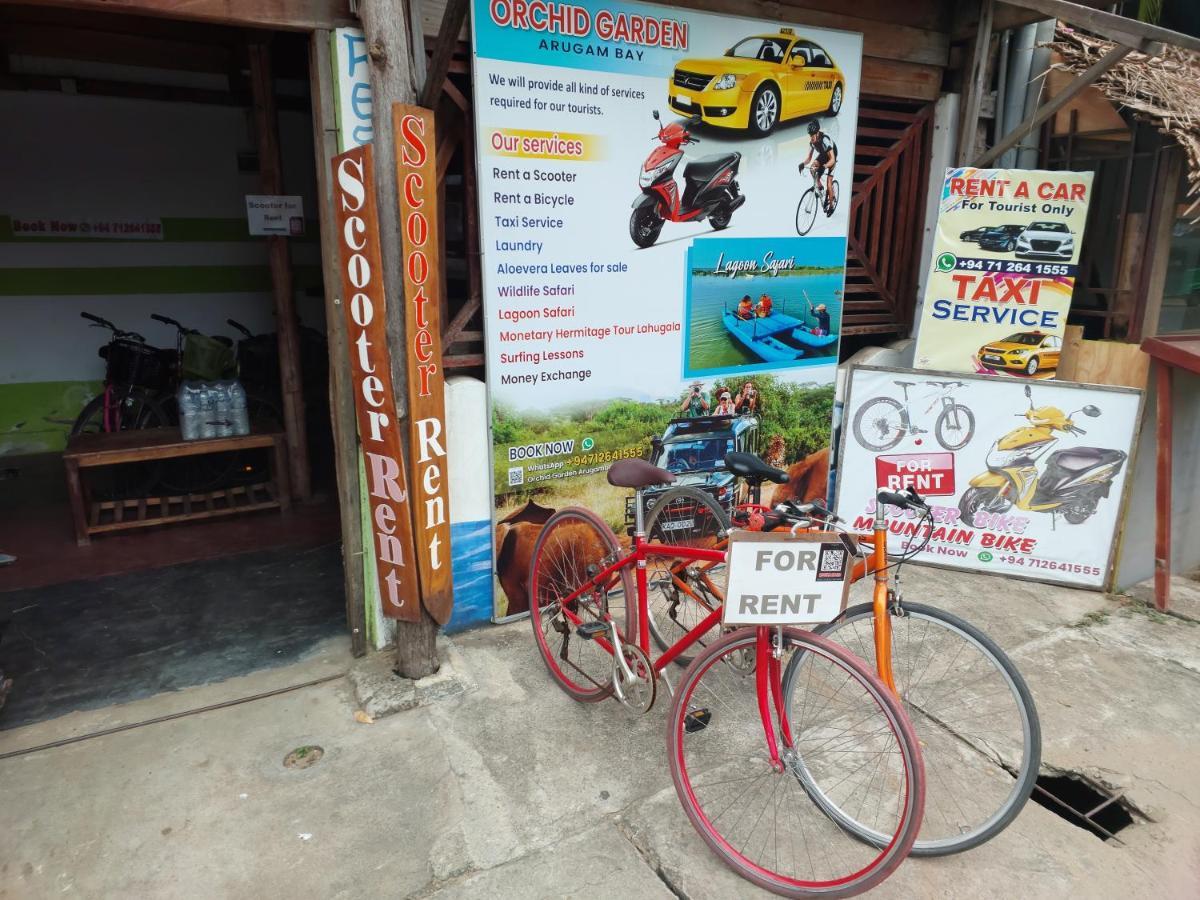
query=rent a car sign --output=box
[722,532,850,626]
[913,168,1094,381]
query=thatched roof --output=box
[1050,26,1200,216]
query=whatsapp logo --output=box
[977,551,994,563]
[581,437,595,451]
[935,252,957,272]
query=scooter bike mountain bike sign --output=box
[722,531,850,625]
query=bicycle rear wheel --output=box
[70,387,169,499]
[644,486,730,666]
[668,627,924,897]
[527,507,634,702]
[787,601,1040,856]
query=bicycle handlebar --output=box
[876,488,928,511]
[226,318,254,339]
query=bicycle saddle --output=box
[607,459,675,489]
[724,451,789,484]
[893,380,915,387]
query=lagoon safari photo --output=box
[683,236,845,377]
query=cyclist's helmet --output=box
[807,120,821,135]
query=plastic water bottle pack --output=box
[177,379,251,440]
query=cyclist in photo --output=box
[736,295,754,320]
[755,294,773,318]
[679,382,709,417]
[801,120,837,215]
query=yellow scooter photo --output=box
[959,385,1127,526]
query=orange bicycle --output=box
[528,458,925,897]
[643,451,1041,856]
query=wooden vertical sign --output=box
[394,104,454,625]
[331,143,421,621]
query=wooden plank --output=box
[86,499,281,535]
[420,0,469,108]
[1134,149,1184,342]
[957,0,993,167]
[973,43,1134,169]
[16,0,354,31]
[309,28,369,657]
[1057,335,1150,389]
[3,24,235,73]
[443,354,485,368]
[66,430,282,464]
[998,0,1195,55]
[861,59,941,103]
[249,41,311,503]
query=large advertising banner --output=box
[471,0,863,618]
[837,365,1142,589]
[913,168,1094,379]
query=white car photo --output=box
[1015,221,1075,261]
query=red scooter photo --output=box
[630,110,745,248]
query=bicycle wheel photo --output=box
[643,487,729,666]
[825,180,840,216]
[795,188,819,236]
[668,627,924,897]
[851,397,908,451]
[934,402,975,451]
[527,507,634,703]
[784,602,1040,856]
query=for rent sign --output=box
[331,144,421,621]
[722,532,850,626]
[394,104,453,625]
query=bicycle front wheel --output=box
[788,602,1040,856]
[795,189,818,236]
[934,403,975,451]
[527,507,634,702]
[644,486,730,666]
[668,628,924,897]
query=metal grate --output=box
[1030,774,1135,842]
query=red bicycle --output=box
[528,458,924,897]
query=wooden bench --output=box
[62,427,291,546]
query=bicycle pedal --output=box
[684,708,712,733]
[575,621,608,641]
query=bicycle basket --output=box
[182,333,237,382]
[104,338,170,389]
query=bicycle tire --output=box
[70,388,169,499]
[785,601,1040,856]
[828,180,840,216]
[795,189,818,236]
[668,627,925,897]
[934,403,975,451]
[643,486,730,666]
[851,397,906,451]
[527,506,634,703]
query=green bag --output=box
[182,333,237,381]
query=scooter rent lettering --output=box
[630,110,746,248]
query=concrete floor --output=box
[2,568,1199,899]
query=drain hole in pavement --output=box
[283,745,325,769]
[1031,774,1134,841]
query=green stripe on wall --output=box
[0,265,324,296]
[0,380,100,456]
[0,216,319,243]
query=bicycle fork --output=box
[755,626,793,773]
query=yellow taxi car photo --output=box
[978,331,1063,376]
[668,28,845,137]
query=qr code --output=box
[820,548,846,574]
[507,466,525,486]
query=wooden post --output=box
[359,0,439,678]
[956,0,993,167]
[310,29,369,657]
[248,40,312,502]
[1154,361,1172,611]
